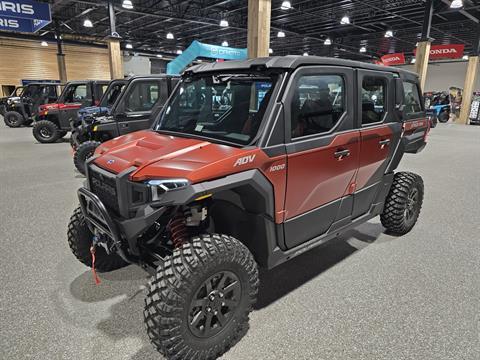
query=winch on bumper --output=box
[78,163,168,261]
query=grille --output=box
[89,168,120,215]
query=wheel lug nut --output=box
[206,307,212,312]
[219,293,224,298]
[222,302,225,306]
[209,295,215,301]
[214,310,218,315]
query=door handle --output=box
[334,149,350,160]
[379,139,390,148]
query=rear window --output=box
[403,81,423,118]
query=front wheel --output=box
[144,234,259,360]
[3,111,24,127]
[74,140,101,175]
[381,172,424,235]
[438,111,449,123]
[32,120,61,143]
[67,207,127,272]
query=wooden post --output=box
[107,38,123,79]
[247,0,271,59]
[458,56,479,124]
[415,41,431,92]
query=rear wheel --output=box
[381,172,424,235]
[74,140,101,175]
[3,111,24,127]
[32,120,61,143]
[144,234,259,360]
[67,207,127,272]
[438,111,449,123]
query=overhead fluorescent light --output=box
[41,41,48,47]
[83,19,93,28]
[324,38,332,45]
[462,55,469,60]
[277,31,285,38]
[411,58,416,64]
[156,54,163,58]
[220,19,229,27]
[359,46,367,53]
[126,43,133,49]
[450,0,463,9]
[122,0,133,9]
[303,52,309,56]
[166,32,174,39]
[221,40,229,47]
[340,15,350,25]
[269,48,273,54]
[385,30,393,38]
[176,49,183,54]
[281,1,292,10]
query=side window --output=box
[361,76,386,125]
[403,81,423,118]
[124,81,161,113]
[65,85,88,103]
[291,74,345,138]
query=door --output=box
[283,67,360,249]
[115,78,170,135]
[58,83,90,128]
[352,70,400,218]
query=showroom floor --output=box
[0,122,479,360]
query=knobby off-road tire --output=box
[438,111,449,123]
[144,234,259,360]
[33,120,61,143]
[3,111,24,127]
[381,172,424,235]
[74,141,101,175]
[67,207,127,272]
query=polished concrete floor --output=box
[0,121,479,360]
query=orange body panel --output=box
[284,131,360,220]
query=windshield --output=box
[100,82,126,108]
[155,73,276,145]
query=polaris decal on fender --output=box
[234,154,256,167]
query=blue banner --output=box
[0,0,51,33]
[167,40,248,75]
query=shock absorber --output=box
[168,211,188,248]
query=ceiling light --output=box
[176,49,183,54]
[303,52,309,56]
[411,58,416,64]
[324,38,332,45]
[122,0,133,9]
[462,55,469,60]
[156,54,163,58]
[269,48,273,54]
[281,1,292,10]
[450,0,463,9]
[166,32,174,39]
[340,15,350,25]
[126,43,133,49]
[219,19,229,27]
[277,31,285,38]
[41,41,48,47]
[385,30,393,38]
[359,46,367,53]
[83,19,93,28]
[221,40,229,47]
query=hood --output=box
[93,130,259,183]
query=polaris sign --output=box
[0,0,51,33]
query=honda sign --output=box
[413,44,465,60]
[381,53,406,66]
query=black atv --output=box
[2,83,59,128]
[71,75,179,175]
[0,86,24,116]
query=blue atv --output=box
[424,92,450,124]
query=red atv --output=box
[33,80,108,143]
[67,56,429,359]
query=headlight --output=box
[146,178,190,201]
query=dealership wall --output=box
[399,61,480,92]
[0,37,110,95]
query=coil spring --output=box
[168,211,188,248]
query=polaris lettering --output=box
[0,17,18,28]
[0,2,34,15]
